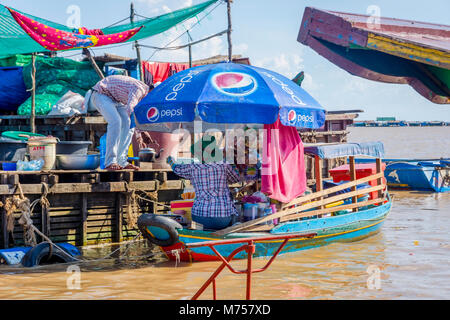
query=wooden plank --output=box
[279,197,384,223]
[281,172,384,209]
[214,183,385,236]
[0,181,159,195]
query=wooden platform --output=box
[0,168,189,249]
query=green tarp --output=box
[15,55,103,115]
[0,0,218,57]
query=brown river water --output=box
[0,127,449,300]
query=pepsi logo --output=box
[147,107,160,122]
[211,72,257,96]
[288,110,297,122]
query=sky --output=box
[2,0,449,121]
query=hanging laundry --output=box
[142,62,171,83]
[261,118,307,203]
[7,7,142,51]
[170,63,189,75]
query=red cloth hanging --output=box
[261,118,307,203]
[172,63,189,73]
[142,62,171,83]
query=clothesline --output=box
[138,29,227,51]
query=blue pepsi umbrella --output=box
[134,62,326,131]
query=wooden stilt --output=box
[81,193,88,246]
[115,193,124,243]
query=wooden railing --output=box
[213,172,386,236]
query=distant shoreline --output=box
[351,121,449,127]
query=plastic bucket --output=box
[27,137,58,170]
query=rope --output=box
[145,0,224,61]
[2,181,150,266]
[39,182,51,235]
[139,29,227,51]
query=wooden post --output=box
[115,193,124,243]
[226,0,233,62]
[314,155,323,210]
[81,193,88,246]
[187,31,193,68]
[135,42,144,81]
[1,196,8,249]
[314,155,323,192]
[131,3,144,81]
[349,156,358,211]
[30,53,36,133]
[376,158,383,200]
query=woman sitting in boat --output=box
[166,153,241,230]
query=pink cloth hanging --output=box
[7,7,141,51]
[261,118,306,203]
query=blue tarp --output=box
[0,66,29,111]
[304,142,385,159]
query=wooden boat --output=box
[356,158,450,192]
[138,142,392,262]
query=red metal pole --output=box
[188,233,316,300]
[246,241,255,300]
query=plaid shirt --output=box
[168,158,240,218]
[93,75,149,115]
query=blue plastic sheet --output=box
[0,66,29,111]
[304,142,385,159]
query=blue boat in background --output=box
[355,158,450,192]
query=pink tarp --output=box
[261,118,307,203]
[7,7,142,51]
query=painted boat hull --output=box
[158,198,392,262]
[384,162,449,192]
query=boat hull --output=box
[354,158,450,192]
[158,198,392,262]
[384,162,449,192]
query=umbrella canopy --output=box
[134,62,326,132]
